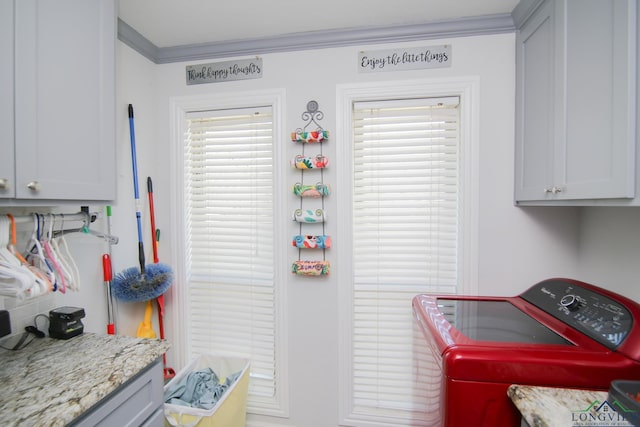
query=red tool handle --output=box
[102,254,112,281]
[102,254,115,335]
[147,176,175,380]
[147,177,159,263]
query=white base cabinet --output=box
[1,0,116,203]
[69,358,165,427]
[514,0,637,205]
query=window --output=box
[337,79,477,427]
[352,97,460,291]
[172,90,287,417]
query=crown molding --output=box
[118,14,516,64]
[117,19,159,62]
[511,0,545,28]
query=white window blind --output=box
[350,97,460,424]
[184,106,277,411]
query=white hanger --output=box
[48,214,80,291]
[42,214,73,292]
[0,263,31,299]
[6,214,52,295]
[0,216,37,299]
[0,216,21,267]
[25,214,58,292]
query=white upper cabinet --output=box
[0,0,15,199]
[1,0,116,202]
[514,0,637,205]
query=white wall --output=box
[104,41,167,339]
[118,31,582,426]
[576,207,640,301]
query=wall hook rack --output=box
[290,101,330,276]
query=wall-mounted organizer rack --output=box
[0,207,113,300]
[291,101,331,276]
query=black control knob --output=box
[561,294,581,311]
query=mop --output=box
[112,104,173,302]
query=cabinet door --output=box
[559,0,636,200]
[14,0,116,201]
[70,359,164,427]
[0,0,14,199]
[514,0,556,201]
[515,0,637,204]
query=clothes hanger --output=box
[0,216,36,299]
[0,261,32,299]
[6,214,52,295]
[51,214,81,291]
[0,216,22,267]
[44,214,75,291]
[25,214,58,292]
[39,215,68,294]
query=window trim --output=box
[168,89,289,418]
[336,77,479,426]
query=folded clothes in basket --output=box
[164,367,242,410]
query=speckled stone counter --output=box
[508,384,634,427]
[0,333,170,427]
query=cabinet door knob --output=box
[27,181,40,191]
[544,186,563,194]
[0,179,8,190]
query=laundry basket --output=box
[164,354,250,427]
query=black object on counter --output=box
[0,310,10,338]
[608,380,640,425]
[49,306,85,339]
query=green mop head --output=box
[112,263,173,302]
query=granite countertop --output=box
[0,333,170,427]
[508,384,634,427]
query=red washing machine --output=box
[412,278,640,427]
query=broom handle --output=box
[128,104,145,274]
[147,176,174,378]
[147,177,159,263]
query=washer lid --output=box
[437,299,573,345]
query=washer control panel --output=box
[521,279,632,350]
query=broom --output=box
[112,104,173,302]
[147,176,176,379]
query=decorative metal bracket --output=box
[300,100,324,132]
[291,101,330,143]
